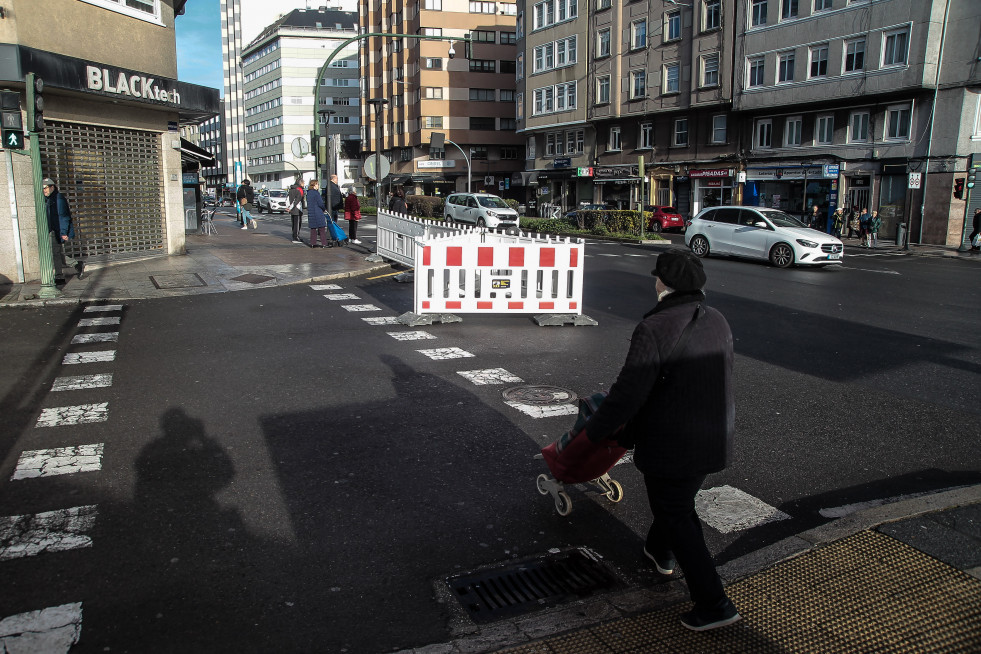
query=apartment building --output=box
[241,8,359,191]
[196,106,227,194]
[734,0,981,245]
[361,0,524,198]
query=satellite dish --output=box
[363,155,391,181]
[291,137,310,158]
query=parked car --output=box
[643,205,685,233]
[257,189,289,213]
[443,193,520,229]
[564,204,608,221]
[685,206,844,268]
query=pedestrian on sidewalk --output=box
[306,179,330,248]
[288,180,305,244]
[847,206,859,239]
[237,179,257,230]
[344,189,362,244]
[969,207,981,251]
[869,210,881,248]
[389,187,408,214]
[858,207,871,247]
[42,177,84,281]
[328,174,344,221]
[832,208,844,238]
[583,248,740,633]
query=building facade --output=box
[361,0,525,199]
[0,0,218,283]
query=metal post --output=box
[446,139,470,193]
[318,109,335,211]
[29,129,59,297]
[367,98,388,211]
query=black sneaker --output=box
[75,262,85,280]
[643,547,676,575]
[680,602,741,632]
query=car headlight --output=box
[486,211,498,217]
[796,239,819,248]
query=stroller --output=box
[325,212,349,247]
[535,392,627,516]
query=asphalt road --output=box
[1,240,978,652]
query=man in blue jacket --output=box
[42,177,84,281]
[585,248,738,632]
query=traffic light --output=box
[25,73,43,132]
[953,178,964,199]
[968,168,977,190]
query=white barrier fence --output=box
[375,210,472,267]
[412,231,585,315]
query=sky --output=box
[175,0,223,94]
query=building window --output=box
[703,0,720,31]
[781,0,798,19]
[557,37,577,66]
[83,0,161,21]
[501,31,517,44]
[527,136,536,159]
[631,20,647,49]
[470,1,496,13]
[420,27,442,36]
[470,88,495,101]
[756,118,772,148]
[810,45,829,78]
[751,0,767,26]
[470,117,496,130]
[501,117,517,130]
[501,146,519,159]
[597,75,610,104]
[533,82,576,114]
[816,115,834,144]
[516,92,524,120]
[471,147,488,160]
[674,118,689,146]
[849,111,869,142]
[423,0,442,9]
[501,89,515,102]
[785,116,802,146]
[665,10,681,41]
[814,0,832,10]
[883,29,909,67]
[546,133,556,155]
[424,87,444,99]
[500,60,517,73]
[631,70,647,98]
[886,104,911,140]
[702,53,720,87]
[532,0,577,29]
[471,30,496,43]
[748,57,765,87]
[608,126,621,151]
[597,0,611,8]
[470,59,496,72]
[712,114,727,143]
[400,148,412,162]
[424,58,443,69]
[597,28,611,57]
[423,116,444,128]
[844,39,865,73]
[639,122,654,149]
[664,63,680,94]
[501,3,517,15]
[778,51,795,82]
[430,147,445,160]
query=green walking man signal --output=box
[0,89,24,149]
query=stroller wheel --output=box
[555,491,572,516]
[536,474,550,495]
[606,480,624,503]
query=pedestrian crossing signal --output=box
[2,128,24,149]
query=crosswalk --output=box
[1,303,124,651]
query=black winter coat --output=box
[584,291,734,478]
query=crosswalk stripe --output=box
[362,316,401,325]
[341,304,382,312]
[11,444,104,480]
[83,305,123,312]
[0,506,97,561]
[78,317,120,327]
[62,351,115,365]
[310,284,343,290]
[387,331,437,341]
[51,374,113,392]
[324,293,361,300]
[457,368,524,385]
[695,485,790,534]
[71,332,118,344]
[0,602,83,652]
[36,403,109,428]
[416,347,474,360]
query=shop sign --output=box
[418,160,455,169]
[746,168,817,181]
[688,169,732,178]
[553,157,571,168]
[86,66,182,104]
[823,164,840,178]
[595,164,639,178]
[577,167,593,177]
[702,179,723,188]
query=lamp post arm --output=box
[445,139,471,194]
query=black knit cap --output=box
[652,248,707,292]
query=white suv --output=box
[257,189,289,213]
[443,193,520,229]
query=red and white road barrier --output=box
[375,210,474,267]
[413,232,585,315]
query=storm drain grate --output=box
[230,273,275,284]
[447,548,620,624]
[149,273,206,289]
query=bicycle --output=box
[200,204,220,235]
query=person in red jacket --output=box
[344,190,362,244]
[584,248,739,632]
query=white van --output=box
[443,193,520,229]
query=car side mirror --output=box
[755,221,768,228]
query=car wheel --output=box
[769,243,794,268]
[649,221,662,233]
[476,218,486,228]
[689,235,710,258]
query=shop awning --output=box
[179,138,215,165]
[387,174,411,185]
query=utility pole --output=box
[26,73,59,298]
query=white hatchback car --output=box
[443,193,520,230]
[686,206,844,268]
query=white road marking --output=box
[818,486,970,519]
[362,316,401,325]
[310,284,343,290]
[36,403,109,428]
[596,253,620,257]
[0,506,97,561]
[341,304,382,312]
[457,368,524,385]
[416,347,475,360]
[324,293,361,300]
[11,444,104,480]
[62,351,115,365]
[51,374,113,392]
[71,332,118,344]
[83,305,122,312]
[387,331,437,341]
[78,317,120,327]
[0,602,83,653]
[695,485,790,533]
[505,401,577,418]
[840,266,901,275]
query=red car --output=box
[644,206,686,233]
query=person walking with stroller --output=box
[237,179,257,230]
[305,179,330,248]
[344,189,362,244]
[582,248,740,632]
[42,177,84,281]
[288,181,305,244]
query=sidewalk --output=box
[0,209,393,307]
[838,235,980,260]
[404,485,981,653]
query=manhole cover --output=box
[447,548,621,624]
[502,385,577,406]
[149,273,206,289]
[230,273,275,284]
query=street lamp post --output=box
[366,98,389,211]
[445,139,471,193]
[318,108,336,189]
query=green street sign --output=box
[2,128,24,149]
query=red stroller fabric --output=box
[541,392,627,484]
